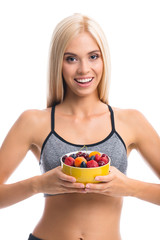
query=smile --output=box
[74,77,94,84]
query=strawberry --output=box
[64,157,75,166]
[87,160,99,168]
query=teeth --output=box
[75,78,93,83]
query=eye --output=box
[66,56,77,62]
[90,54,99,60]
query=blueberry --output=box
[80,161,87,168]
[69,154,77,159]
[89,156,95,160]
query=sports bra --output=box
[39,104,128,196]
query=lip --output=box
[74,77,94,87]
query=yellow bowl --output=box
[60,151,111,184]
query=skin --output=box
[0,32,160,240]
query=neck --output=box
[61,93,105,117]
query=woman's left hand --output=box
[85,166,132,197]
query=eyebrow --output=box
[64,50,101,56]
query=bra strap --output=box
[108,105,115,132]
[52,104,115,132]
[51,104,56,132]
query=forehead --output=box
[65,32,100,53]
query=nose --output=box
[77,59,90,75]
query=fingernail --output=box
[72,178,76,182]
[95,177,99,180]
[86,184,90,188]
[80,184,85,188]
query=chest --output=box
[54,112,112,145]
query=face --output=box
[62,32,103,98]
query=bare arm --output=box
[0,110,85,208]
[128,109,160,204]
[0,110,39,208]
[0,177,38,208]
[84,109,160,205]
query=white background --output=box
[0,0,160,239]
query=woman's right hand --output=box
[37,166,86,195]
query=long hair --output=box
[47,13,111,107]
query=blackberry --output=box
[62,155,67,162]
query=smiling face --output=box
[62,32,103,99]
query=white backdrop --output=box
[0,0,160,239]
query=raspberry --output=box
[62,155,68,161]
[101,154,109,159]
[64,157,75,166]
[98,157,109,166]
[62,151,109,168]
[87,160,99,168]
[98,160,106,166]
[95,154,101,162]
[101,157,109,164]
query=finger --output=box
[85,182,107,190]
[60,181,85,189]
[58,170,76,183]
[95,173,114,182]
[84,188,107,194]
[85,188,112,196]
[61,186,86,194]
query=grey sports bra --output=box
[39,104,128,196]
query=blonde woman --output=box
[0,14,160,240]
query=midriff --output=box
[33,193,123,240]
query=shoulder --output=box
[17,108,51,126]
[16,108,52,141]
[112,107,145,124]
[112,106,155,147]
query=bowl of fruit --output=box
[60,148,111,184]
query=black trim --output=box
[28,233,42,240]
[40,103,127,156]
[52,128,115,147]
[40,131,52,161]
[108,105,127,151]
[115,131,127,151]
[108,105,115,131]
[51,105,55,131]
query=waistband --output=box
[28,233,43,240]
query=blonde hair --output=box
[47,13,111,107]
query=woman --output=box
[0,13,160,240]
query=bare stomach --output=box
[33,193,123,240]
